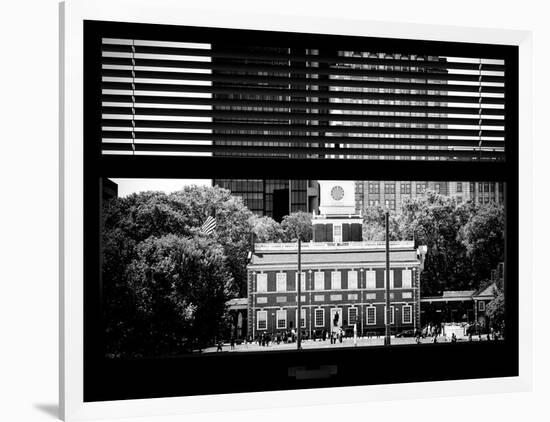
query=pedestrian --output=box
[451,333,457,343]
[216,339,223,352]
[230,337,235,350]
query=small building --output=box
[246,181,427,339]
[420,282,499,332]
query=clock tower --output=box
[313,181,363,243]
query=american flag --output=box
[200,215,216,235]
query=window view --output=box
[101,177,505,357]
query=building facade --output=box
[247,241,424,339]
[354,180,504,213]
[246,180,426,338]
[213,179,319,221]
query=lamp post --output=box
[309,269,313,339]
[360,268,364,338]
[297,238,302,350]
[384,210,391,346]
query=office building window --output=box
[331,271,341,290]
[384,199,396,210]
[385,183,396,194]
[402,305,413,324]
[276,273,287,292]
[348,270,358,289]
[348,308,358,326]
[256,273,267,292]
[368,183,380,194]
[456,182,463,193]
[315,272,325,290]
[400,183,411,194]
[314,294,325,302]
[402,269,412,288]
[366,293,376,300]
[315,309,325,327]
[366,307,376,325]
[276,309,287,329]
[402,292,413,299]
[257,311,267,330]
[348,293,358,300]
[276,296,287,303]
[435,183,441,194]
[368,200,380,207]
[416,183,427,194]
[479,301,485,311]
[256,297,267,304]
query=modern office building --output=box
[213,179,319,221]
[354,180,504,212]
[246,181,427,338]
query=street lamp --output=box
[360,268,364,338]
[384,209,391,346]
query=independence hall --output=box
[247,181,427,338]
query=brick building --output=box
[246,181,426,339]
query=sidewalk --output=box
[202,335,493,353]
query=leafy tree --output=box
[485,289,505,331]
[280,211,313,242]
[458,203,505,282]
[361,205,401,241]
[250,215,284,243]
[398,192,475,296]
[124,235,232,356]
[103,186,254,297]
[102,185,254,357]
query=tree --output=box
[361,205,401,241]
[458,203,505,283]
[485,289,505,332]
[124,235,232,356]
[101,185,255,357]
[280,211,313,242]
[103,186,254,297]
[250,215,284,243]
[398,192,473,296]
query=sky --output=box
[110,178,212,197]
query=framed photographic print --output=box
[61,1,532,420]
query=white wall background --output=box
[0,0,546,421]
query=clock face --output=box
[330,185,345,201]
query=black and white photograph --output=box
[102,178,506,357]
[79,18,519,404]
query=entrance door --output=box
[330,308,342,333]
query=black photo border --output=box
[83,20,519,402]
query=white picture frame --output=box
[60,1,532,420]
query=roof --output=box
[442,290,476,298]
[226,298,248,310]
[473,282,497,298]
[248,241,419,269]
